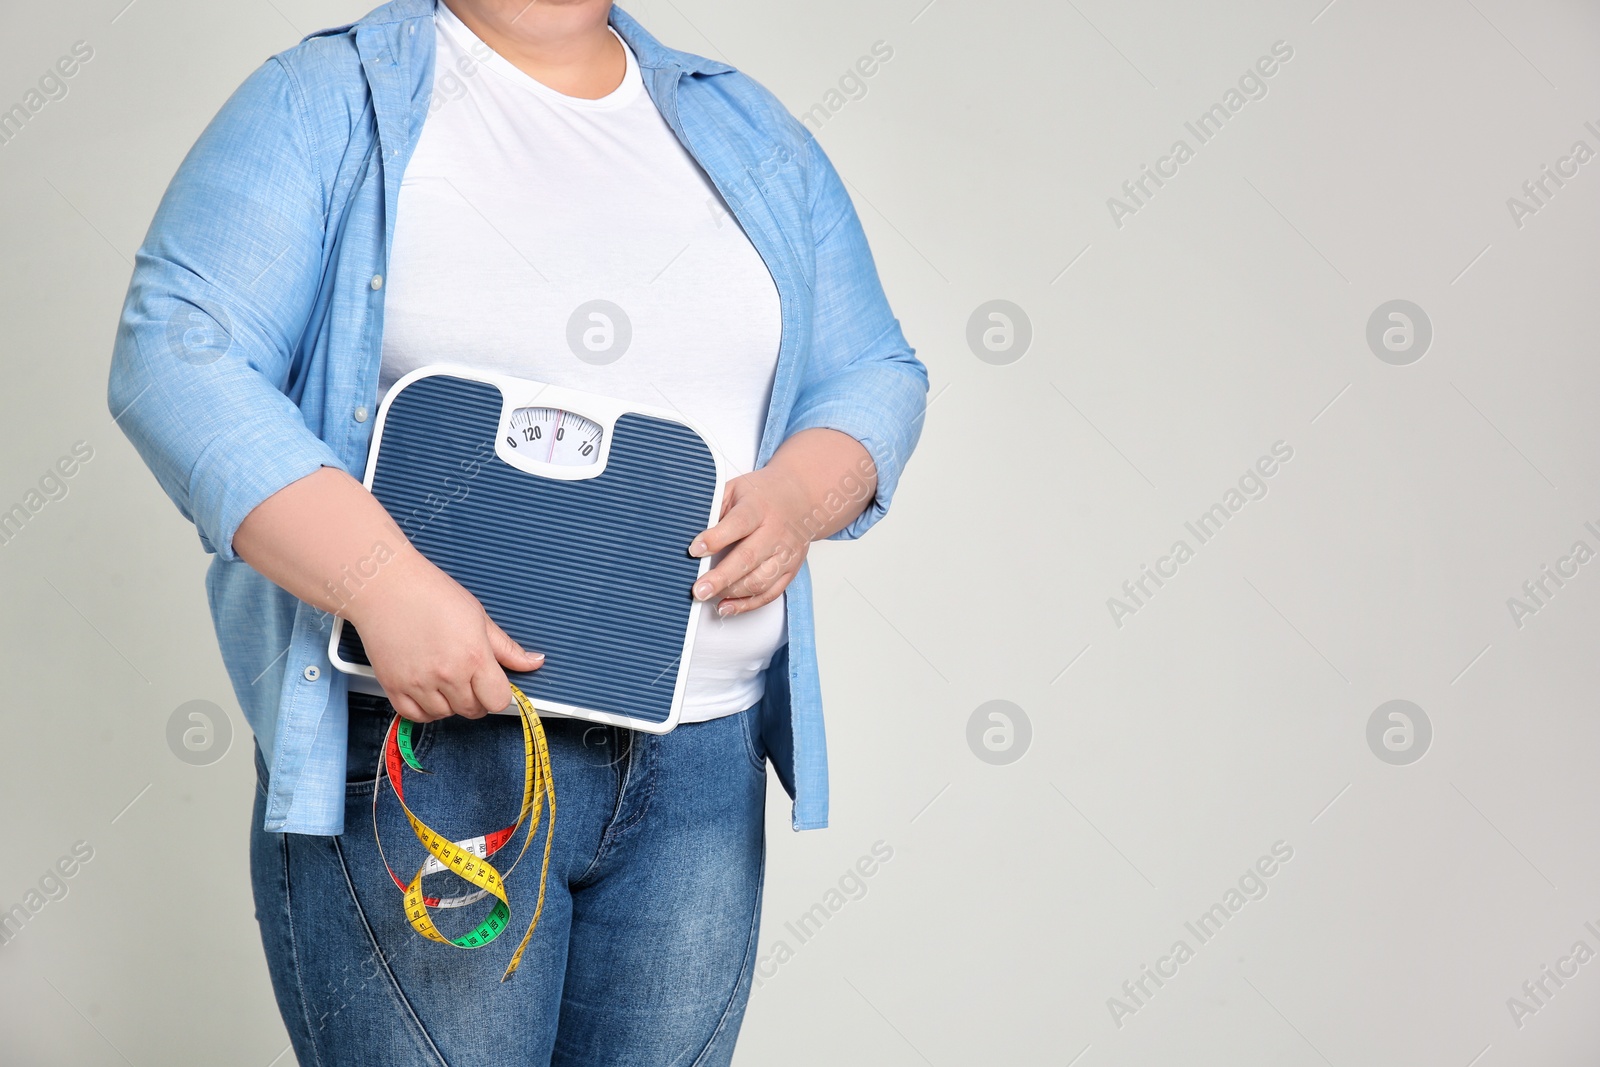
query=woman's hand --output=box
[688,428,878,616]
[346,548,545,723]
[688,465,813,616]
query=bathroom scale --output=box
[328,364,725,733]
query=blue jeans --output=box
[250,693,768,1066]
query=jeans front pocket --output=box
[345,693,432,796]
[737,703,767,775]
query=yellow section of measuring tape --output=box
[391,683,556,982]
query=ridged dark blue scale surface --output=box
[337,374,716,725]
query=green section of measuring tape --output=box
[397,717,425,773]
[452,899,510,947]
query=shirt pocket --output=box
[736,144,815,295]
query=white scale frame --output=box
[329,363,730,733]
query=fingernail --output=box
[530,651,545,663]
[717,601,734,616]
[694,581,713,600]
[689,540,708,557]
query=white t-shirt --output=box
[377,4,787,722]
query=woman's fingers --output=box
[388,690,432,724]
[688,492,761,561]
[470,621,542,715]
[720,537,806,600]
[715,564,800,616]
[392,685,452,722]
[470,665,514,717]
[693,527,771,603]
[487,619,544,674]
[437,672,489,719]
[717,555,779,602]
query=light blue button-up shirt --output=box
[108,0,926,835]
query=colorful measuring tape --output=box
[371,684,556,982]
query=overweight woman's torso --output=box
[378,4,787,722]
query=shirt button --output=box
[353,406,369,423]
[370,274,384,290]
[303,665,321,682]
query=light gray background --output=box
[2,0,1598,1064]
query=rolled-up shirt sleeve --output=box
[782,133,929,542]
[107,55,343,562]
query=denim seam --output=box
[280,834,328,1067]
[625,737,660,835]
[685,828,767,1067]
[608,736,656,835]
[571,726,627,886]
[329,835,451,1067]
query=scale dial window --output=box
[506,406,603,467]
